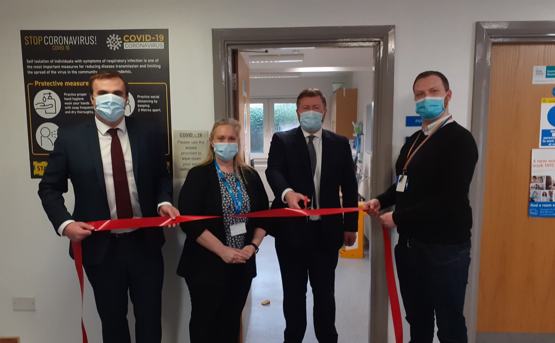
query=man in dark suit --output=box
[38,71,179,343]
[266,88,358,343]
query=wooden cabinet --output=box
[330,88,357,138]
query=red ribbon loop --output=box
[382,226,403,343]
[70,208,402,343]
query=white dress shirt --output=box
[422,113,454,136]
[281,128,323,219]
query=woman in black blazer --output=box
[177,118,269,343]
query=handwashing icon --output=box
[34,89,61,119]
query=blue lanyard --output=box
[214,161,244,214]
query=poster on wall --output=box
[173,130,210,182]
[539,98,555,148]
[528,149,555,217]
[20,29,171,178]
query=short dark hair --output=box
[89,71,129,96]
[296,88,327,108]
[413,71,450,92]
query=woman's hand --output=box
[218,246,250,264]
[241,245,257,260]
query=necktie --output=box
[307,135,318,210]
[307,135,317,177]
[108,128,133,219]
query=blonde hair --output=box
[202,118,251,179]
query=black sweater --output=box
[377,122,478,244]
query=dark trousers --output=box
[185,265,253,343]
[395,236,471,343]
[275,220,339,343]
[84,232,163,343]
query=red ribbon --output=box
[87,215,218,231]
[71,214,214,343]
[71,241,88,343]
[382,226,403,343]
[70,208,403,343]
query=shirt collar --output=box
[301,127,322,139]
[95,116,127,136]
[422,114,453,135]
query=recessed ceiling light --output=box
[250,72,301,79]
[249,54,304,64]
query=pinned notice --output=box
[539,98,555,148]
[529,149,555,217]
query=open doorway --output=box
[242,45,374,343]
[241,46,376,200]
[213,26,395,343]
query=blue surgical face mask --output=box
[214,143,238,162]
[299,111,323,133]
[94,94,126,123]
[415,97,445,120]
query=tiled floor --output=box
[244,236,370,343]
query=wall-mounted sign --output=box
[21,29,171,178]
[529,149,555,217]
[533,65,555,84]
[173,130,210,182]
[539,98,555,148]
[405,115,422,127]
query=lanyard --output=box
[402,115,452,174]
[214,162,244,214]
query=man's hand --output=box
[284,191,309,209]
[344,232,357,247]
[63,222,94,242]
[362,198,381,217]
[217,246,249,264]
[159,204,180,227]
[379,211,396,229]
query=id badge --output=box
[230,222,247,237]
[396,174,408,192]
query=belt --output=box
[398,235,470,248]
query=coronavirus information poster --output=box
[529,148,555,217]
[21,29,171,178]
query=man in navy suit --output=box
[38,71,179,343]
[266,88,358,343]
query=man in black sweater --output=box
[364,71,478,343]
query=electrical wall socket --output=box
[12,297,36,312]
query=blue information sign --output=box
[405,116,421,127]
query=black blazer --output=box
[266,127,358,250]
[177,163,269,279]
[38,117,172,266]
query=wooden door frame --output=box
[470,21,555,343]
[212,26,395,343]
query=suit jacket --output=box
[38,116,172,266]
[266,127,358,250]
[177,162,269,280]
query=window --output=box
[249,103,264,154]
[248,99,298,158]
[273,103,298,132]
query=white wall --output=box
[2,0,555,342]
